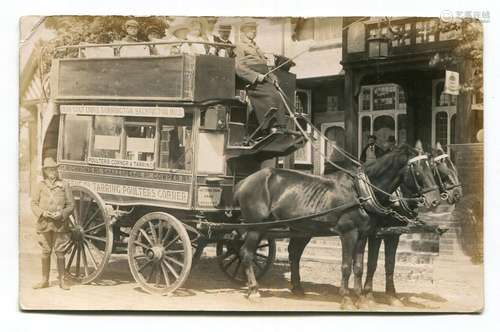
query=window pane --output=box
[124,118,156,162]
[374,115,395,144]
[398,85,406,110]
[324,126,345,161]
[436,81,457,106]
[397,114,408,144]
[435,111,448,147]
[62,114,91,161]
[92,116,123,159]
[361,87,371,111]
[450,114,456,145]
[361,116,371,151]
[373,85,396,111]
[159,115,193,171]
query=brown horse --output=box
[363,146,462,306]
[234,144,441,307]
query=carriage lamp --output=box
[367,20,390,59]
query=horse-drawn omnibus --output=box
[42,41,304,294]
[41,41,453,300]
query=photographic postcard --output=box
[19,15,483,312]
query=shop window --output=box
[397,114,408,144]
[361,116,371,150]
[158,115,193,171]
[124,118,156,162]
[435,111,448,147]
[450,114,456,145]
[62,114,91,161]
[374,115,395,143]
[91,116,123,159]
[361,87,371,111]
[373,85,396,111]
[324,126,345,161]
[435,81,457,106]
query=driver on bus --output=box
[234,21,287,135]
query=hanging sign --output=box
[444,70,460,95]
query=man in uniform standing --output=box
[31,157,75,290]
[234,21,287,134]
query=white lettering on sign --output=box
[88,157,155,170]
[67,179,189,203]
[60,105,185,118]
[197,187,222,207]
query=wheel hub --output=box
[71,225,85,242]
[146,246,165,262]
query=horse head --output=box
[431,144,463,204]
[398,142,441,209]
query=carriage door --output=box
[358,84,407,155]
[320,122,345,175]
[432,79,457,153]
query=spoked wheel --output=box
[128,212,192,295]
[65,185,113,284]
[216,237,276,283]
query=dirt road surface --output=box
[19,195,482,312]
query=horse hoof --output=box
[247,291,262,302]
[291,286,305,297]
[364,292,376,305]
[388,295,404,307]
[356,296,371,310]
[340,297,355,311]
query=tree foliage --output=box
[434,18,483,95]
[39,16,171,75]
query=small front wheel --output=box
[128,212,192,295]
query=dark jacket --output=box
[31,179,75,233]
[360,144,385,163]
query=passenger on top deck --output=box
[181,19,208,55]
[119,19,149,57]
[203,17,219,55]
[145,25,163,55]
[169,24,190,55]
[214,24,234,57]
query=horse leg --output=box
[384,235,403,306]
[288,236,311,296]
[240,230,262,300]
[364,235,382,303]
[339,228,358,310]
[353,234,369,309]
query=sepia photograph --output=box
[18,13,484,312]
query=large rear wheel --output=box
[128,212,192,295]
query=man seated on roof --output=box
[203,17,219,55]
[119,19,149,57]
[234,21,288,136]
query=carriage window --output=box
[91,116,123,159]
[62,114,91,161]
[158,115,193,171]
[124,118,156,162]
